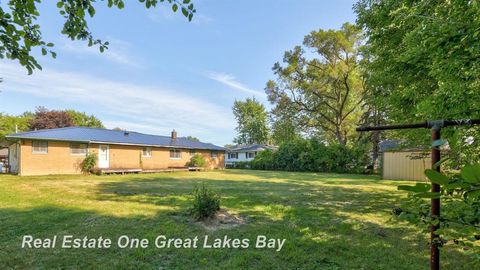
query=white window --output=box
[211,151,218,158]
[142,147,152,157]
[228,153,238,159]
[170,149,181,159]
[189,150,196,157]
[32,141,48,154]
[70,143,88,155]
[248,152,256,159]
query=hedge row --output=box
[238,139,371,174]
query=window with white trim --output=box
[228,153,238,159]
[170,149,181,159]
[70,143,88,155]
[247,152,256,159]
[211,151,218,158]
[32,141,48,154]
[189,150,196,157]
[142,147,152,157]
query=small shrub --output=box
[188,154,206,167]
[82,153,97,173]
[231,161,251,169]
[190,183,220,220]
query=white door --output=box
[98,145,109,168]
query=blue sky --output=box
[0,0,356,146]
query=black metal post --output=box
[430,126,441,270]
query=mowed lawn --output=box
[0,170,473,269]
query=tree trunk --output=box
[335,125,346,145]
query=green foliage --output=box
[249,138,370,174]
[0,112,32,146]
[65,110,104,128]
[270,111,300,145]
[0,0,196,74]
[81,153,97,173]
[232,97,270,144]
[226,161,251,169]
[396,165,480,263]
[266,23,366,145]
[28,107,74,130]
[185,135,200,142]
[189,183,220,220]
[355,0,480,161]
[188,154,206,167]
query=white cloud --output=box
[192,14,214,25]
[61,38,141,68]
[147,8,213,25]
[146,7,176,22]
[0,63,234,145]
[205,71,266,98]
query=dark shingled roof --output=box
[6,127,225,151]
[379,140,401,152]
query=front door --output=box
[98,145,109,168]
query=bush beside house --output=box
[188,154,206,168]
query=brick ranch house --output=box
[6,127,225,176]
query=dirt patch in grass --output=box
[198,209,246,231]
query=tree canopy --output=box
[0,107,105,146]
[232,97,269,145]
[29,107,74,130]
[266,23,366,145]
[185,136,200,142]
[0,112,32,146]
[65,110,104,128]
[0,0,195,74]
[356,0,480,163]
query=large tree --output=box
[265,23,367,145]
[0,0,195,74]
[232,97,269,145]
[28,107,74,130]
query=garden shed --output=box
[382,150,431,181]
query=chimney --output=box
[171,129,177,140]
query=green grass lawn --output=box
[0,170,474,269]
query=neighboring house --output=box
[225,144,276,167]
[380,140,431,181]
[6,127,225,176]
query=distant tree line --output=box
[0,107,104,146]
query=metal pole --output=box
[430,126,441,270]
